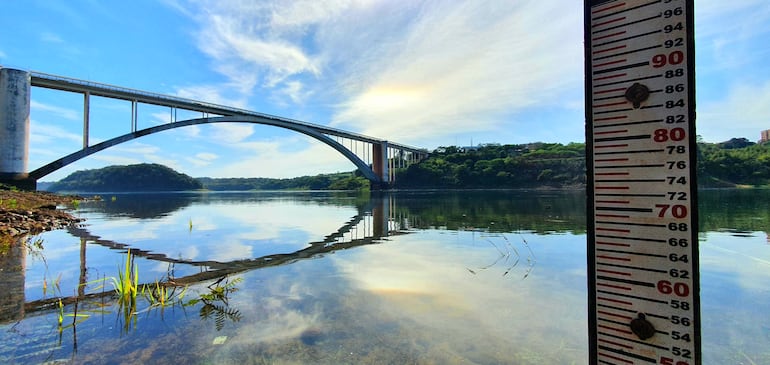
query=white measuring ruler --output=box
[585,1,700,364]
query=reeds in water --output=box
[110,250,139,302]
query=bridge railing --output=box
[30,71,427,154]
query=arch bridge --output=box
[0,67,428,190]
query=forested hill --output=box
[47,163,203,192]
[393,138,770,189]
[43,138,770,191]
[393,143,586,189]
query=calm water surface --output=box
[0,190,768,364]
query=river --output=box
[0,189,768,364]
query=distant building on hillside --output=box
[761,129,770,144]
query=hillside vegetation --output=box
[198,173,369,191]
[697,138,770,186]
[43,138,770,191]
[394,143,585,189]
[394,139,770,188]
[48,163,203,192]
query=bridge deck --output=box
[30,71,426,154]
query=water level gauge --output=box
[584,1,700,364]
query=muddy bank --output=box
[0,189,86,238]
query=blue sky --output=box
[1,0,769,181]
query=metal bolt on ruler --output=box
[584,0,700,364]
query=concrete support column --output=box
[372,194,390,237]
[0,237,26,322]
[371,141,389,184]
[369,142,393,190]
[0,68,34,190]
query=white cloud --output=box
[699,80,770,142]
[212,138,353,178]
[696,1,770,72]
[183,1,322,92]
[168,0,362,108]
[40,32,64,44]
[195,152,218,161]
[31,100,79,121]
[209,124,255,144]
[276,80,309,105]
[172,1,582,145]
[30,121,82,146]
[86,141,186,172]
[186,152,218,168]
[161,1,572,179]
[174,84,247,108]
[90,154,143,166]
[106,142,162,156]
[267,0,359,29]
[330,1,583,144]
[150,111,171,125]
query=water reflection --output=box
[391,190,587,234]
[1,193,416,323]
[82,192,196,219]
[0,190,768,363]
[0,237,27,322]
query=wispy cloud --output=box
[696,1,770,72]
[29,119,84,171]
[208,137,353,178]
[171,1,582,146]
[173,84,248,108]
[693,1,770,142]
[174,0,326,96]
[87,141,186,172]
[195,152,218,161]
[40,32,65,44]
[185,152,219,168]
[329,1,583,144]
[699,80,770,142]
[31,100,80,121]
[30,122,82,146]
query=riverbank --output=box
[0,188,85,238]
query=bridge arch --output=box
[29,116,382,182]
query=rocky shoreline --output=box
[0,189,85,238]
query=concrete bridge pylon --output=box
[0,68,35,190]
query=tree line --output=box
[46,164,370,192]
[393,143,586,189]
[45,137,770,192]
[47,163,203,192]
[393,138,770,189]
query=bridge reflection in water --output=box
[0,194,412,323]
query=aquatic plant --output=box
[71,199,80,210]
[56,298,91,333]
[199,276,242,304]
[142,279,187,308]
[465,234,537,279]
[57,298,64,326]
[42,272,62,298]
[187,276,243,331]
[108,250,140,332]
[110,250,139,301]
[43,271,105,333]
